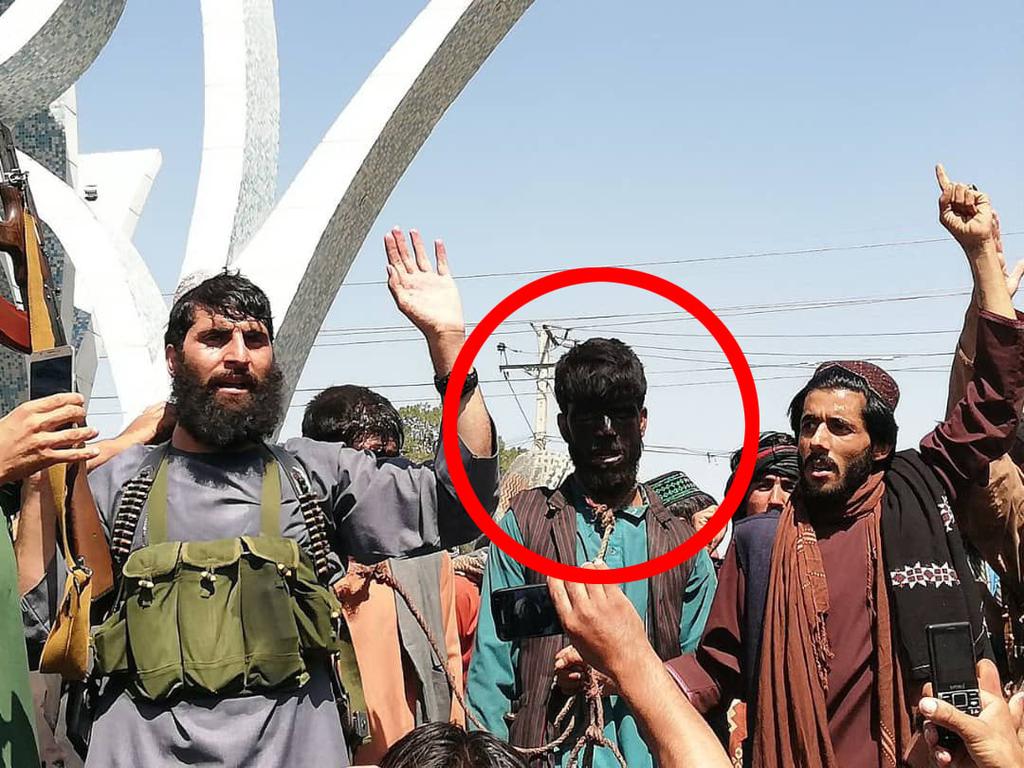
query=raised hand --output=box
[0,393,98,484]
[936,164,998,252]
[384,227,465,338]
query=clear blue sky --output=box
[76,1,1024,495]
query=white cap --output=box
[172,269,220,306]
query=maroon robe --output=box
[670,310,1024,768]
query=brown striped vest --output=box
[505,476,695,763]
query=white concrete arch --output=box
[180,0,280,278]
[19,152,170,420]
[0,0,126,122]
[234,0,534,408]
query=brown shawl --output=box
[752,472,913,768]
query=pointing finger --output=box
[936,164,951,191]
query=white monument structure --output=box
[0,0,534,425]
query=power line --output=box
[296,287,972,354]
[335,232,1022,287]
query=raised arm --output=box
[384,228,493,458]
[548,568,731,768]
[921,167,1024,499]
[936,164,1016,321]
[944,213,1024,418]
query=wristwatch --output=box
[434,368,479,398]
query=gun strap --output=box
[23,211,71,568]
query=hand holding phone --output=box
[0,394,98,483]
[919,658,1024,768]
[926,622,983,750]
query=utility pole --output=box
[497,324,568,450]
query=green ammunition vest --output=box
[92,448,348,703]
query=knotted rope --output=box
[340,501,627,768]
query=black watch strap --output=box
[434,368,478,398]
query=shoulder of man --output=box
[279,436,434,501]
[87,443,154,518]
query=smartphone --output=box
[926,621,982,749]
[492,584,562,642]
[28,345,74,400]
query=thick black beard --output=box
[800,446,874,507]
[568,441,642,506]
[171,359,285,449]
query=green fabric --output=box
[147,454,282,544]
[94,535,342,701]
[466,490,717,768]
[0,523,39,768]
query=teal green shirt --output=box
[466,492,717,768]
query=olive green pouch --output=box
[239,535,308,690]
[121,541,184,700]
[178,539,247,694]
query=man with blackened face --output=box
[467,338,717,768]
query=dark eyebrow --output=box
[197,327,232,340]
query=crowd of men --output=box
[2,166,1024,768]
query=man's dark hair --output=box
[301,384,404,452]
[554,338,646,412]
[787,368,898,451]
[380,722,527,768]
[165,272,274,349]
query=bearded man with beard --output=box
[466,337,717,768]
[81,228,498,767]
[666,167,1024,768]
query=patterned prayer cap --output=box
[647,470,716,520]
[813,360,900,411]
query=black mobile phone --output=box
[491,584,563,642]
[28,345,74,400]
[926,621,982,750]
